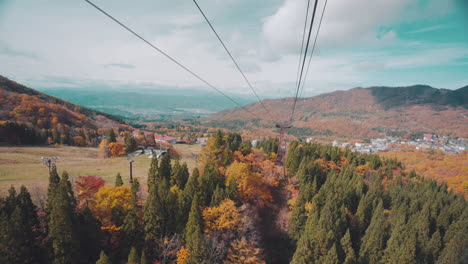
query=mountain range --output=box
[205,85,468,140]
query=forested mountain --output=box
[205,85,468,139]
[0,76,130,146]
[1,132,466,263]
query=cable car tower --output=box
[275,123,291,166]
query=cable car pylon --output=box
[275,123,291,166]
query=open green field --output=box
[0,144,201,195]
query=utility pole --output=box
[41,156,59,172]
[127,156,134,183]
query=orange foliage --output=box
[379,150,468,196]
[176,246,189,264]
[107,142,124,157]
[226,161,272,207]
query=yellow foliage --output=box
[224,238,265,264]
[176,246,190,264]
[170,185,181,196]
[90,186,132,230]
[226,161,272,207]
[203,199,240,233]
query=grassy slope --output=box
[0,144,201,194]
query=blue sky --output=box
[0,0,467,98]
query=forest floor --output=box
[0,144,202,195]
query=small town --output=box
[330,134,467,154]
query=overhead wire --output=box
[295,0,311,88]
[290,0,319,123]
[298,0,328,100]
[83,0,262,120]
[192,0,276,123]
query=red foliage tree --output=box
[75,175,105,210]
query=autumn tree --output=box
[90,186,131,231]
[75,175,105,210]
[108,142,124,157]
[224,237,265,264]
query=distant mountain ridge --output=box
[0,75,130,145]
[205,85,468,140]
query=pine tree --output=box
[321,243,340,264]
[48,174,80,264]
[158,154,172,182]
[172,161,189,189]
[358,200,388,264]
[185,195,206,263]
[143,183,162,245]
[78,206,101,264]
[108,128,117,143]
[148,157,159,188]
[61,171,77,208]
[123,179,142,251]
[125,134,138,154]
[210,185,225,206]
[115,172,124,187]
[177,168,200,233]
[95,251,111,264]
[127,247,140,264]
[46,164,60,216]
[225,176,239,205]
[340,230,356,264]
[140,251,148,264]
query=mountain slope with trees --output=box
[205,85,468,139]
[0,75,131,146]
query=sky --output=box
[0,0,467,99]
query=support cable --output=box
[290,0,319,123]
[192,0,276,123]
[298,0,328,100]
[83,0,262,120]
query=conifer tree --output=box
[358,200,388,264]
[78,206,101,264]
[172,161,189,189]
[143,184,162,246]
[322,243,340,264]
[46,164,60,216]
[115,172,124,187]
[340,230,356,264]
[177,168,200,233]
[108,128,117,143]
[48,174,80,264]
[127,247,139,264]
[185,195,206,263]
[158,153,172,182]
[123,179,142,252]
[61,171,77,208]
[95,251,111,264]
[140,251,148,264]
[225,176,239,204]
[210,185,225,206]
[147,157,159,188]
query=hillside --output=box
[205,85,468,140]
[0,75,130,146]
